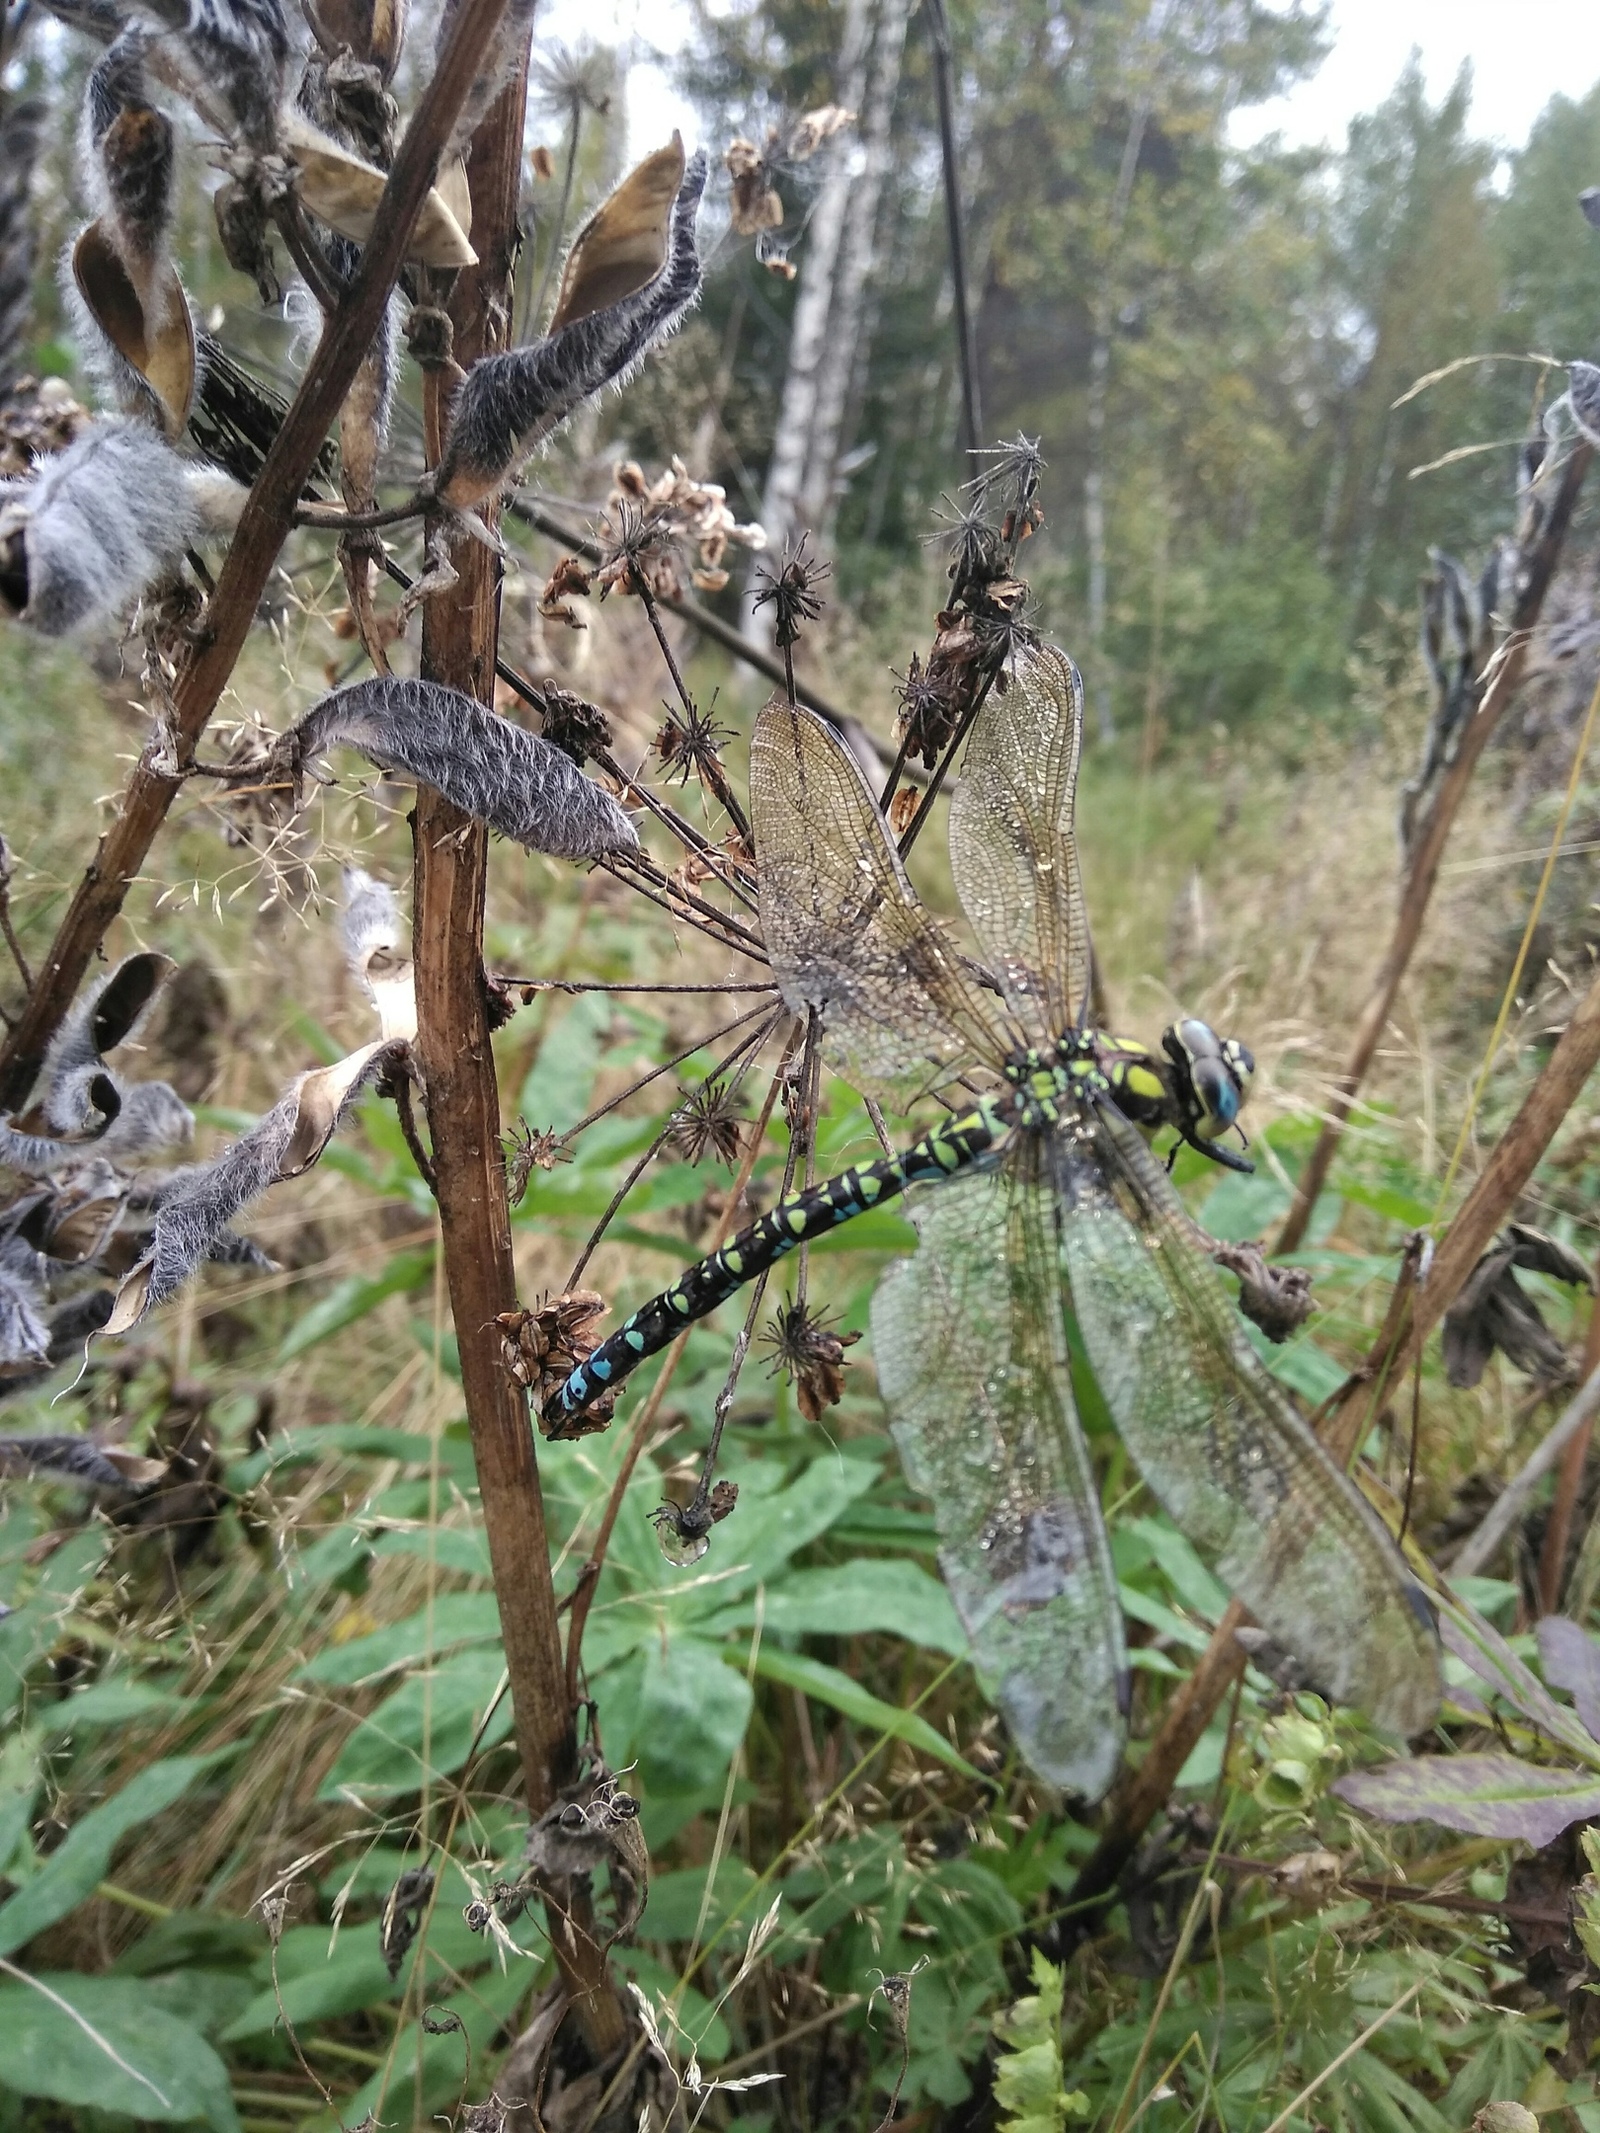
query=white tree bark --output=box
[745,0,871,635]
[798,0,910,535]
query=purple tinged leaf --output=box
[1536,1615,1600,1742]
[1437,1593,1600,1765]
[1334,1752,1600,1847]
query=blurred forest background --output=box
[7,0,1600,2129]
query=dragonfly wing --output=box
[1057,1103,1441,1738]
[948,644,1092,1039]
[872,1160,1128,1797]
[751,695,1012,1103]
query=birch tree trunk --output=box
[798,0,910,534]
[745,0,870,629]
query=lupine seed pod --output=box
[0,422,245,637]
[268,677,638,859]
[303,0,408,85]
[0,100,47,404]
[435,141,706,510]
[138,0,291,149]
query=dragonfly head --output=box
[1162,1019,1256,1172]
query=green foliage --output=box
[993,1952,1088,2133]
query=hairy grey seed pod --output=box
[0,422,241,637]
[83,32,176,271]
[137,0,291,148]
[436,151,707,509]
[0,99,47,404]
[280,678,638,860]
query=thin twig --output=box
[495,977,778,996]
[922,0,981,458]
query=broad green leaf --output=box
[1536,1615,1600,1740]
[229,1425,441,1488]
[753,1647,978,1776]
[0,1525,109,1726]
[1437,1595,1600,1764]
[372,1527,492,1576]
[306,1956,526,2133]
[278,1248,436,1360]
[702,1558,966,1656]
[0,1723,41,1880]
[35,1677,185,1737]
[1334,1752,1600,1845]
[736,1559,967,1648]
[223,1944,396,2038]
[617,1946,731,2059]
[319,1646,511,1800]
[639,1856,760,1942]
[0,1753,220,1958]
[298,1591,502,1684]
[687,1456,880,1600]
[1120,1516,1230,1622]
[0,1971,240,2132]
[633,1635,754,1795]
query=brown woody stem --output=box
[0,0,518,1112]
[1277,441,1592,1253]
[411,39,626,2061]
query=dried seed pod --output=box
[71,36,197,436]
[278,110,476,267]
[71,223,197,437]
[0,421,241,637]
[267,677,638,860]
[436,141,705,508]
[303,0,407,81]
[0,100,46,404]
[140,0,292,149]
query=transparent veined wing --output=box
[948,644,1093,1043]
[872,1159,1128,1796]
[1056,1101,1441,1738]
[751,695,1013,1107]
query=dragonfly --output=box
[546,643,1441,1795]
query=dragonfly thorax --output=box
[1000,1020,1257,1173]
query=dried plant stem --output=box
[1453,1367,1600,1581]
[0,0,517,1113]
[1277,439,1592,1253]
[638,586,752,843]
[411,44,626,2060]
[922,0,981,458]
[1538,1242,1600,1613]
[1068,959,1600,1927]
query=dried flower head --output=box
[604,457,764,594]
[725,135,783,235]
[539,553,592,629]
[650,1478,738,1565]
[503,1117,572,1202]
[595,497,683,600]
[752,532,830,648]
[500,1290,613,1429]
[527,682,612,767]
[666,1078,745,1167]
[763,1297,861,1421]
[965,432,1047,543]
[655,699,734,790]
[381,1867,435,1978]
[895,650,963,768]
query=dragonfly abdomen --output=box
[544,1094,1012,1426]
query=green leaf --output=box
[278,1248,436,1361]
[702,1558,967,1655]
[753,1647,978,1776]
[0,1723,41,1881]
[0,1525,109,1727]
[229,1425,441,1488]
[1334,1752,1600,1845]
[0,1753,221,1959]
[693,1456,881,1599]
[222,1944,397,2039]
[633,1636,754,1796]
[0,1971,240,2131]
[35,1677,185,1738]
[298,1591,502,1685]
[319,1646,511,1800]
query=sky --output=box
[531,0,1600,167]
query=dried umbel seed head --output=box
[665,1077,745,1167]
[503,1117,572,1202]
[895,650,962,768]
[763,1298,861,1421]
[654,701,735,790]
[596,497,683,600]
[752,531,829,648]
[650,1479,738,1565]
[499,1290,611,1424]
